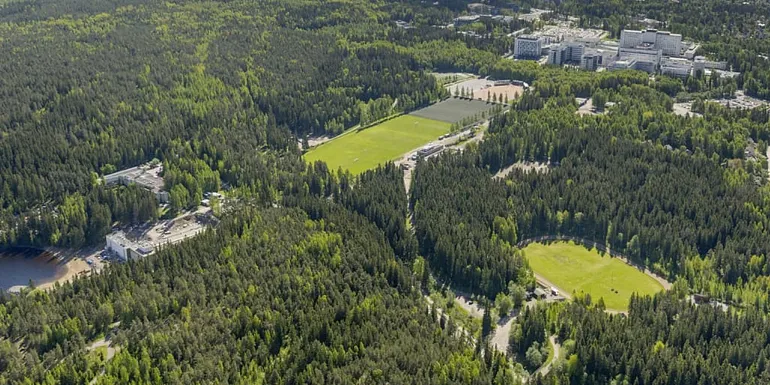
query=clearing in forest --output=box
[522,241,664,311]
[304,115,450,174]
[409,98,501,123]
[471,84,524,102]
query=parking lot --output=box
[710,90,769,110]
[446,78,495,95]
[144,211,209,246]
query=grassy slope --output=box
[522,241,664,311]
[304,115,450,174]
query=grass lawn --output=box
[522,241,664,311]
[89,345,108,362]
[304,115,450,174]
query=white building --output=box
[617,47,663,73]
[612,60,637,71]
[547,42,585,65]
[514,35,545,59]
[694,56,727,70]
[661,57,693,78]
[547,46,564,65]
[104,163,169,203]
[620,29,682,56]
[106,232,154,262]
[581,54,600,71]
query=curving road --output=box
[765,146,770,181]
[534,336,561,377]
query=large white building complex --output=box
[619,29,682,56]
[513,24,730,79]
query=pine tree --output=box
[481,303,493,340]
[421,259,430,289]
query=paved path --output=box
[86,323,121,385]
[87,337,117,385]
[454,293,485,318]
[493,161,549,179]
[424,296,475,345]
[490,314,514,353]
[766,146,770,182]
[534,336,561,377]
[86,338,117,361]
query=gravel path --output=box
[535,336,561,377]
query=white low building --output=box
[106,232,153,261]
[620,29,682,56]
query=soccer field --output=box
[522,241,664,311]
[304,115,451,174]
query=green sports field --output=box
[304,115,451,174]
[522,241,664,311]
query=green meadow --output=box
[522,241,665,311]
[304,115,450,174]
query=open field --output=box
[522,241,664,311]
[304,115,450,174]
[472,84,523,102]
[446,78,495,95]
[410,98,501,123]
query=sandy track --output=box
[37,257,92,291]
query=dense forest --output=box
[0,201,514,384]
[0,154,525,384]
[3,0,770,383]
[411,154,532,297]
[528,293,770,385]
[0,0,467,249]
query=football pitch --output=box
[304,115,451,174]
[522,241,665,311]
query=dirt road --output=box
[493,161,549,180]
[534,336,561,377]
[766,146,770,182]
[490,315,514,353]
[424,296,475,344]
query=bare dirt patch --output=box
[472,84,524,102]
[493,161,550,179]
[37,257,91,290]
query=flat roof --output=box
[104,164,165,192]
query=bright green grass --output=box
[88,345,108,362]
[304,115,451,174]
[522,241,664,311]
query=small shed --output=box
[533,287,547,299]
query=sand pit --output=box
[37,257,91,290]
[472,84,524,103]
